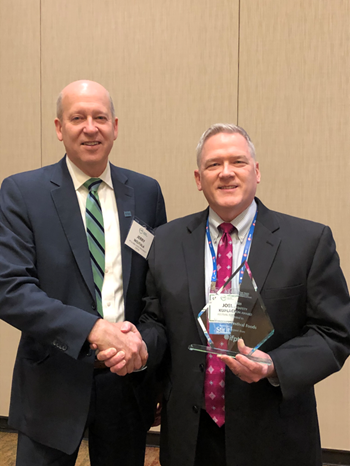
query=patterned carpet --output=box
[0,432,160,466]
[0,431,344,466]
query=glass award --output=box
[188,261,274,364]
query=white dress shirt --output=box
[66,157,124,323]
[204,200,257,303]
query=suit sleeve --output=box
[0,177,99,359]
[138,240,168,371]
[269,225,350,399]
[154,181,167,228]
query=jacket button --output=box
[61,344,68,351]
[199,363,205,372]
[192,405,199,414]
[91,303,96,310]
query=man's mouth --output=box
[82,141,100,146]
[218,185,237,190]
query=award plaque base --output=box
[188,343,272,365]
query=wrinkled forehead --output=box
[61,88,112,117]
[201,132,251,158]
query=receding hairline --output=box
[56,80,115,121]
[196,123,256,167]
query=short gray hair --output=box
[56,91,116,121]
[196,123,256,167]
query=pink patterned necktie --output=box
[204,222,235,427]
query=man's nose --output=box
[84,117,98,133]
[220,163,235,177]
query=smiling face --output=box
[54,80,118,177]
[194,132,260,221]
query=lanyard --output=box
[206,210,257,287]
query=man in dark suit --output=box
[102,123,350,466]
[0,80,166,466]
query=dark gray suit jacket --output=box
[0,156,166,454]
[139,198,350,466]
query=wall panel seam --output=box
[236,0,241,125]
[40,0,43,168]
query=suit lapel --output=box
[182,209,208,345]
[110,165,135,299]
[50,158,95,301]
[248,199,281,292]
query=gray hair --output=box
[196,123,256,167]
[56,91,116,121]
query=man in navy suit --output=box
[101,123,350,466]
[0,80,166,466]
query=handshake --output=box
[88,319,147,376]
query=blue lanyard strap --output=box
[206,221,218,283]
[206,210,257,286]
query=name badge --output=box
[125,218,154,259]
[208,292,238,335]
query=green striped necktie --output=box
[84,178,105,317]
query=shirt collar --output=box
[66,156,113,191]
[208,200,257,243]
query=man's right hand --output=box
[88,320,148,375]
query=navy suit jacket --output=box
[139,199,350,466]
[0,156,166,454]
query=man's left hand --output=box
[218,339,276,383]
[89,321,148,375]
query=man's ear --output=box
[194,170,202,191]
[54,118,63,142]
[113,118,118,140]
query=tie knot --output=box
[219,222,234,235]
[84,178,102,193]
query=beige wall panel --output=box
[0,322,20,416]
[0,0,40,416]
[41,0,239,220]
[315,360,350,448]
[0,0,41,180]
[239,0,350,450]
